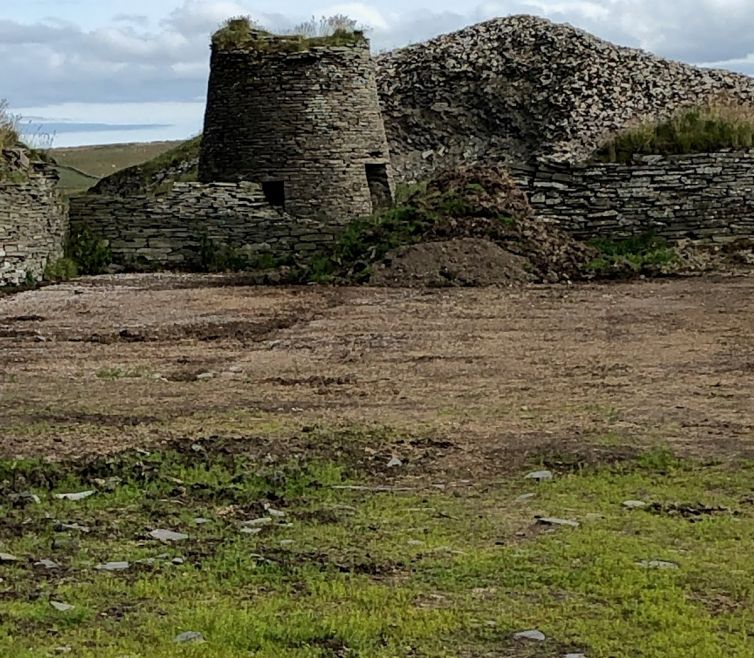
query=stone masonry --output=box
[68,182,339,269]
[0,156,67,287]
[200,29,394,222]
[513,151,754,242]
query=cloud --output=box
[1,0,753,111]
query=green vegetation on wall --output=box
[0,100,19,150]
[43,258,78,283]
[595,101,754,163]
[66,226,112,275]
[199,234,281,273]
[586,233,679,278]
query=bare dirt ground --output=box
[1,273,753,474]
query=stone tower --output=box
[199,21,394,223]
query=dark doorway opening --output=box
[262,181,285,208]
[365,164,392,212]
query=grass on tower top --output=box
[212,15,366,52]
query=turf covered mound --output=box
[309,164,595,285]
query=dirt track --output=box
[1,274,753,472]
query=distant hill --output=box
[50,140,183,193]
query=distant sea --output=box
[12,101,205,147]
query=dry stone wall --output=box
[200,35,393,222]
[68,182,339,269]
[513,151,754,242]
[0,160,67,287]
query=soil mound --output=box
[370,238,534,287]
[316,164,594,286]
[418,165,595,283]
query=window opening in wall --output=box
[262,181,285,208]
[365,163,391,212]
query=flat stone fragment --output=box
[56,523,91,533]
[54,491,96,501]
[514,630,546,642]
[516,493,536,503]
[9,492,41,505]
[35,559,60,570]
[193,517,210,525]
[0,553,19,562]
[623,500,648,509]
[95,561,130,572]
[174,631,205,645]
[50,601,75,612]
[525,470,553,482]
[639,560,679,570]
[537,517,580,528]
[149,529,189,543]
[241,517,273,527]
[240,527,262,535]
[387,456,403,468]
[564,654,587,658]
[265,507,286,518]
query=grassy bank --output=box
[1,435,753,657]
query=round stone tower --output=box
[199,22,394,223]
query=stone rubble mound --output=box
[376,14,754,181]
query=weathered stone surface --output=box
[0,156,67,287]
[200,33,393,222]
[149,529,189,543]
[68,182,343,269]
[514,630,546,642]
[377,15,754,181]
[514,152,754,242]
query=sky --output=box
[2,0,753,147]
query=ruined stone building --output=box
[0,149,67,286]
[199,22,394,222]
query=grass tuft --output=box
[0,100,19,150]
[595,100,754,162]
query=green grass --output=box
[54,165,99,194]
[50,142,182,180]
[43,258,78,283]
[1,439,754,657]
[586,233,680,278]
[595,101,754,163]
